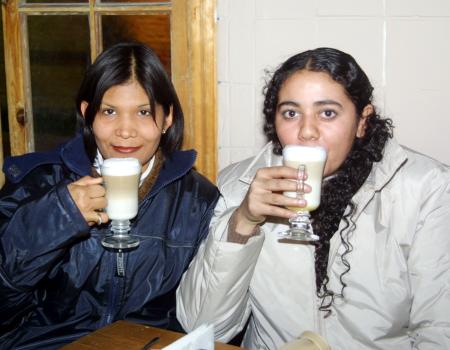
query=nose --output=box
[115,116,137,139]
[297,115,319,142]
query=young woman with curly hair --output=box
[177,47,450,350]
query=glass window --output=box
[25,0,88,4]
[100,0,169,4]
[28,15,90,151]
[102,14,171,74]
[0,16,9,157]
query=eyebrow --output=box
[100,103,151,108]
[277,99,343,109]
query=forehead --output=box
[279,70,349,101]
[102,81,150,103]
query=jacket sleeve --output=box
[0,174,89,327]
[407,173,450,349]
[176,192,265,342]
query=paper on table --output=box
[162,324,214,350]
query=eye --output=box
[102,108,116,116]
[138,109,153,117]
[320,109,337,119]
[281,109,299,119]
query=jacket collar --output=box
[352,137,408,207]
[238,142,283,185]
[60,135,198,192]
[148,148,197,197]
[3,134,197,188]
[60,134,92,176]
[61,135,198,191]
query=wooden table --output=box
[61,320,241,350]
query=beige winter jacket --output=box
[177,139,450,350]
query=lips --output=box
[112,146,142,154]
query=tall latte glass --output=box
[280,145,327,241]
[101,157,141,250]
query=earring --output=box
[162,128,166,134]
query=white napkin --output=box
[162,324,214,350]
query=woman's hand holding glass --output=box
[234,166,310,236]
[67,176,108,226]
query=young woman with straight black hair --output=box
[0,42,219,349]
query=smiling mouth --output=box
[112,146,141,154]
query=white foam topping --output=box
[283,145,327,162]
[101,157,141,176]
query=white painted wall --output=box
[217,0,450,171]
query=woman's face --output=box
[82,80,172,172]
[275,70,371,177]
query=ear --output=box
[356,104,373,138]
[163,105,174,131]
[80,101,89,118]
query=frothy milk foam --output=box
[101,158,141,220]
[283,145,327,211]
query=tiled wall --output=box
[217,0,450,171]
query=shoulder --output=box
[157,150,219,203]
[2,148,63,184]
[372,138,449,187]
[218,143,277,190]
[182,169,219,203]
[396,145,449,187]
[2,135,89,184]
[218,156,256,187]
[372,140,450,206]
[215,156,260,211]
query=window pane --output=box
[102,14,171,74]
[0,16,9,157]
[28,15,90,152]
[100,0,169,3]
[26,0,87,4]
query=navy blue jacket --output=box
[0,135,219,349]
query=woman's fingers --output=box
[67,176,109,225]
[90,196,107,211]
[258,178,312,194]
[265,192,306,210]
[259,203,300,219]
[74,176,103,186]
[88,210,109,227]
[87,183,106,199]
[254,166,311,193]
[234,166,312,235]
[245,167,311,215]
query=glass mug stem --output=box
[287,211,319,241]
[101,219,140,250]
[111,219,131,234]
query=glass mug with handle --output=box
[279,145,327,241]
[101,157,141,250]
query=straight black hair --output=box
[76,42,184,162]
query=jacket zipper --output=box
[101,252,122,327]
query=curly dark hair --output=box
[262,48,393,315]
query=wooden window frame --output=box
[1,0,217,185]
